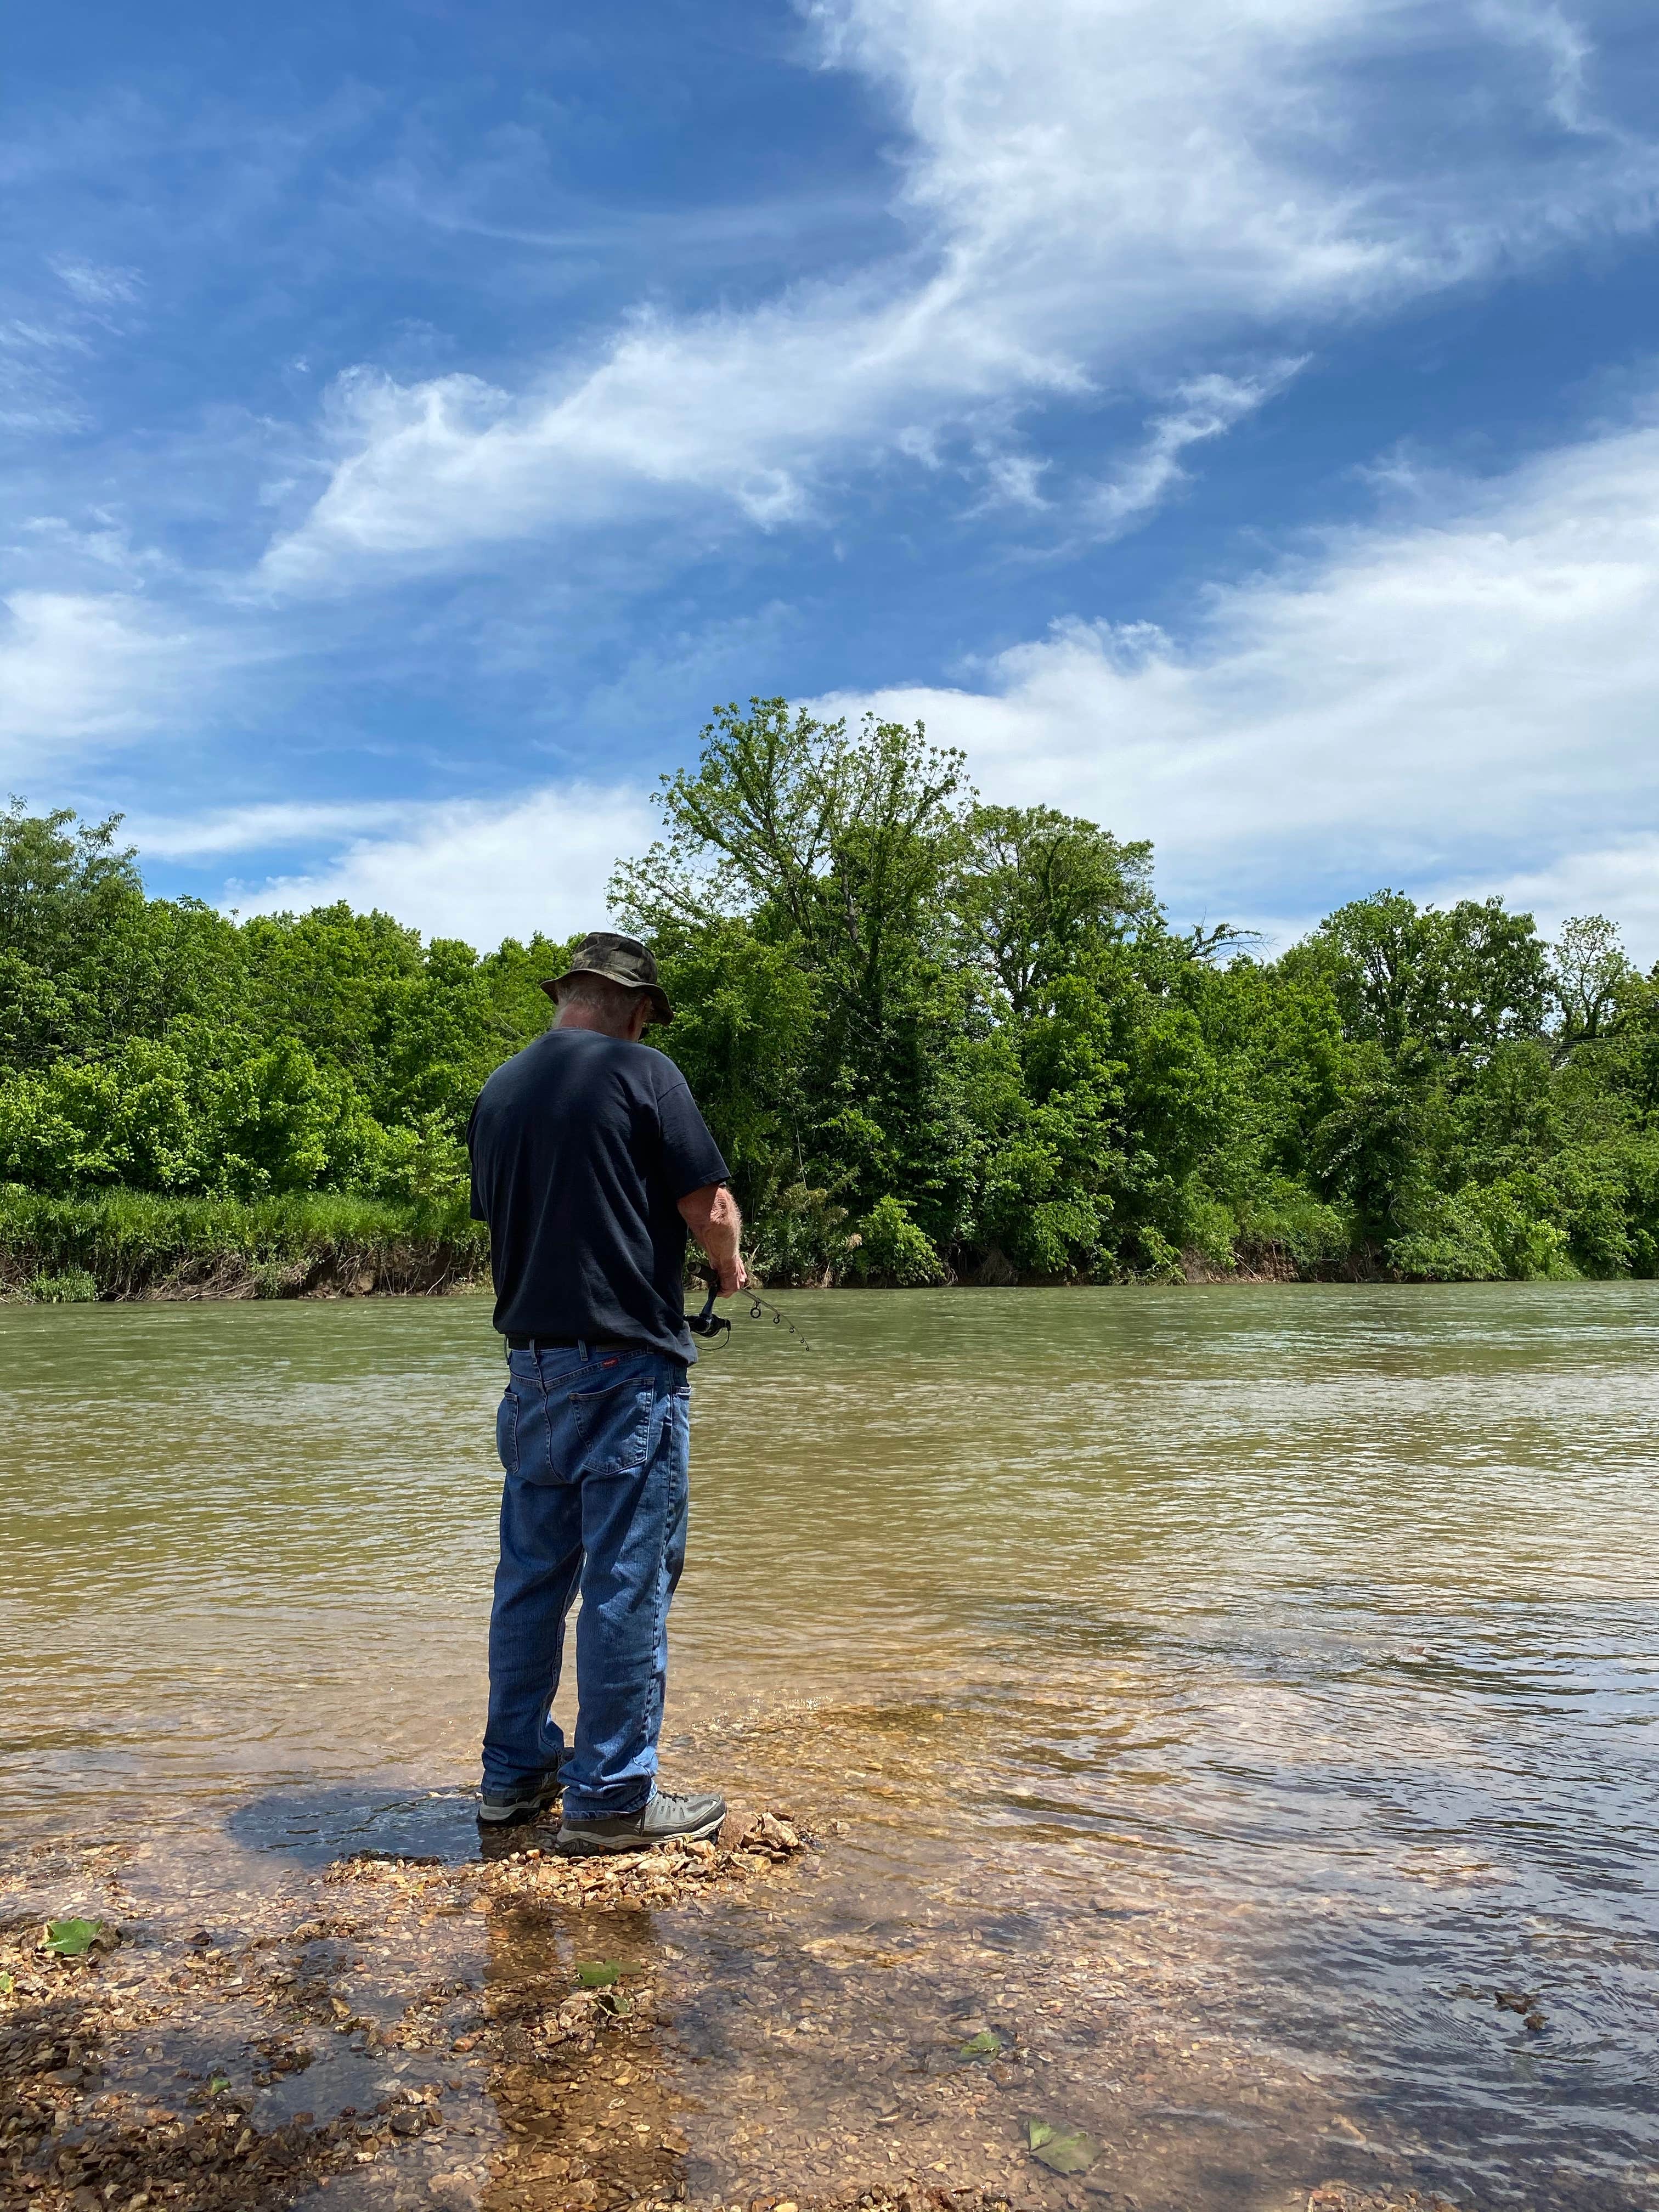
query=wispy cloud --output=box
[262,0,1659,590]
[127,799,419,861]
[1082,366,1306,539]
[0,591,235,771]
[50,258,143,313]
[812,398,1659,960]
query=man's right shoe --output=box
[555,1787,726,1856]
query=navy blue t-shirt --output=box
[466,1028,730,1363]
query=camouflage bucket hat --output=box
[543,931,674,1025]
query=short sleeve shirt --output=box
[466,1028,730,1363]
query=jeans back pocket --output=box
[570,1369,656,1476]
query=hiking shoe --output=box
[477,1768,565,1826]
[555,1787,726,1856]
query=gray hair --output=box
[554,973,652,1032]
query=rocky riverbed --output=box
[2,1810,1475,2212]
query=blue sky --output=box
[6,0,1659,956]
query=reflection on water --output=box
[3,1284,1658,2207]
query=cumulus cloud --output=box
[262,0,1659,588]
[809,404,1659,960]
[0,591,225,770]
[226,783,654,950]
[1457,839,1659,966]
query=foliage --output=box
[5,712,1659,1289]
[0,1184,486,1301]
[848,1194,949,1286]
[25,1266,97,1304]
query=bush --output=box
[22,1266,97,1304]
[744,1182,851,1286]
[1388,1179,1576,1282]
[1230,1179,1355,1271]
[1127,1224,1187,1283]
[848,1194,948,1286]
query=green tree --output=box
[952,805,1158,1018]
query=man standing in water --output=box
[465,932,746,1850]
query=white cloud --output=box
[227,783,654,949]
[807,404,1659,962]
[126,799,417,860]
[0,591,223,769]
[1083,366,1305,538]
[262,0,1659,587]
[1454,838,1659,966]
[50,259,143,312]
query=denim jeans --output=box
[483,1343,690,1820]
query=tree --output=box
[1294,890,1547,1064]
[1549,915,1637,1059]
[952,804,1158,1018]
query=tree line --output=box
[5,700,1657,1286]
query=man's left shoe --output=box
[477,1768,565,1825]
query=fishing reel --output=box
[686,1276,812,1350]
[687,1279,732,1342]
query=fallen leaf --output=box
[0,1971,12,1994]
[209,2074,231,2094]
[576,1962,623,1988]
[960,2030,1002,2058]
[595,1989,633,2016]
[1026,2117,1100,2174]
[45,1918,106,1958]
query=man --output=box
[465,931,747,1852]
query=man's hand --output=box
[678,1182,748,1297]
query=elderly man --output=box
[465,932,746,1851]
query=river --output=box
[3,1285,1657,2210]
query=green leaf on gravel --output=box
[46,1918,105,1957]
[960,2030,1002,2057]
[0,1971,13,1994]
[1026,2118,1100,2174]
[594,1988,633,2017]
[575,1961,623,1987]
[209,2074,231,2094]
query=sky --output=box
[5,0,1659,960]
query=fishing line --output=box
[687,1279,813,1351]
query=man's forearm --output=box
[679,1183,748,1295]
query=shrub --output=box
[1128,1224,1187,1283]
[744,1182,851,1286]
[848,1194,948,1286]
[1388,1179,1576,1282]
[23,1266,97,1304]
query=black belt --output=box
[505,1334,651,1355]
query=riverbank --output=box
[0,1183,1380,1304]
[0,1188,488,1303]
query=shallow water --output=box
[3,1285,1658,2208]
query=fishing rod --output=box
[688,1277,813,1351]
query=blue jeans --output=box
[483,1344,691,1820]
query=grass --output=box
[0,1185,489,1302]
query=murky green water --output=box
[3,1285,1658,2209]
